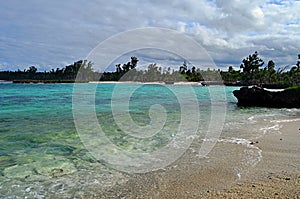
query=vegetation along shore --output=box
[1,52,300,88]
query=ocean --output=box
[0,83,299,198]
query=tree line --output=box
[0,52,299,87]
[0,60,94,82]
[221,52,300,87]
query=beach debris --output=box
[249,141,258,145]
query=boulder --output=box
[233,86,300,108]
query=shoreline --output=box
[99,120,300,198]
[167,119,300,198]
[6,80,211,85]
[89,81,206,85]
[6,80,296,89]
[193,119,300,198]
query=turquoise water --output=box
[0,83,299,198]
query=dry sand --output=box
[88,81,204,85]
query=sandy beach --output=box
[88,81,205,85]
[97,120,300,199]
[196,119,300,198]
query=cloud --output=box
[0,0,300,71]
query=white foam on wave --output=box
[247,116,255,121]
[202,137,262,180]
[202,137,262,163]
[203,137,258,148]
[260,124,282,134]
[247,113,282,123]
[284,108,300,113]
[270,118,300,123]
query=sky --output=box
[0,0,300,71]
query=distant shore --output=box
[8,79,294,89]
[11,80,88,84]
[10,80,212,85]
[88,81,207,85]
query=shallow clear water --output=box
[0,83,299,198]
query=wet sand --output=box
[97,120,300,198]
[197,120,300,198]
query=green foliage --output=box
[240,51,264,74]
[27,66,37,73]
[0,60,98,82]
[285,86,300,92]
[0,52,299,86]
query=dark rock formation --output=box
[233,86,300,108]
